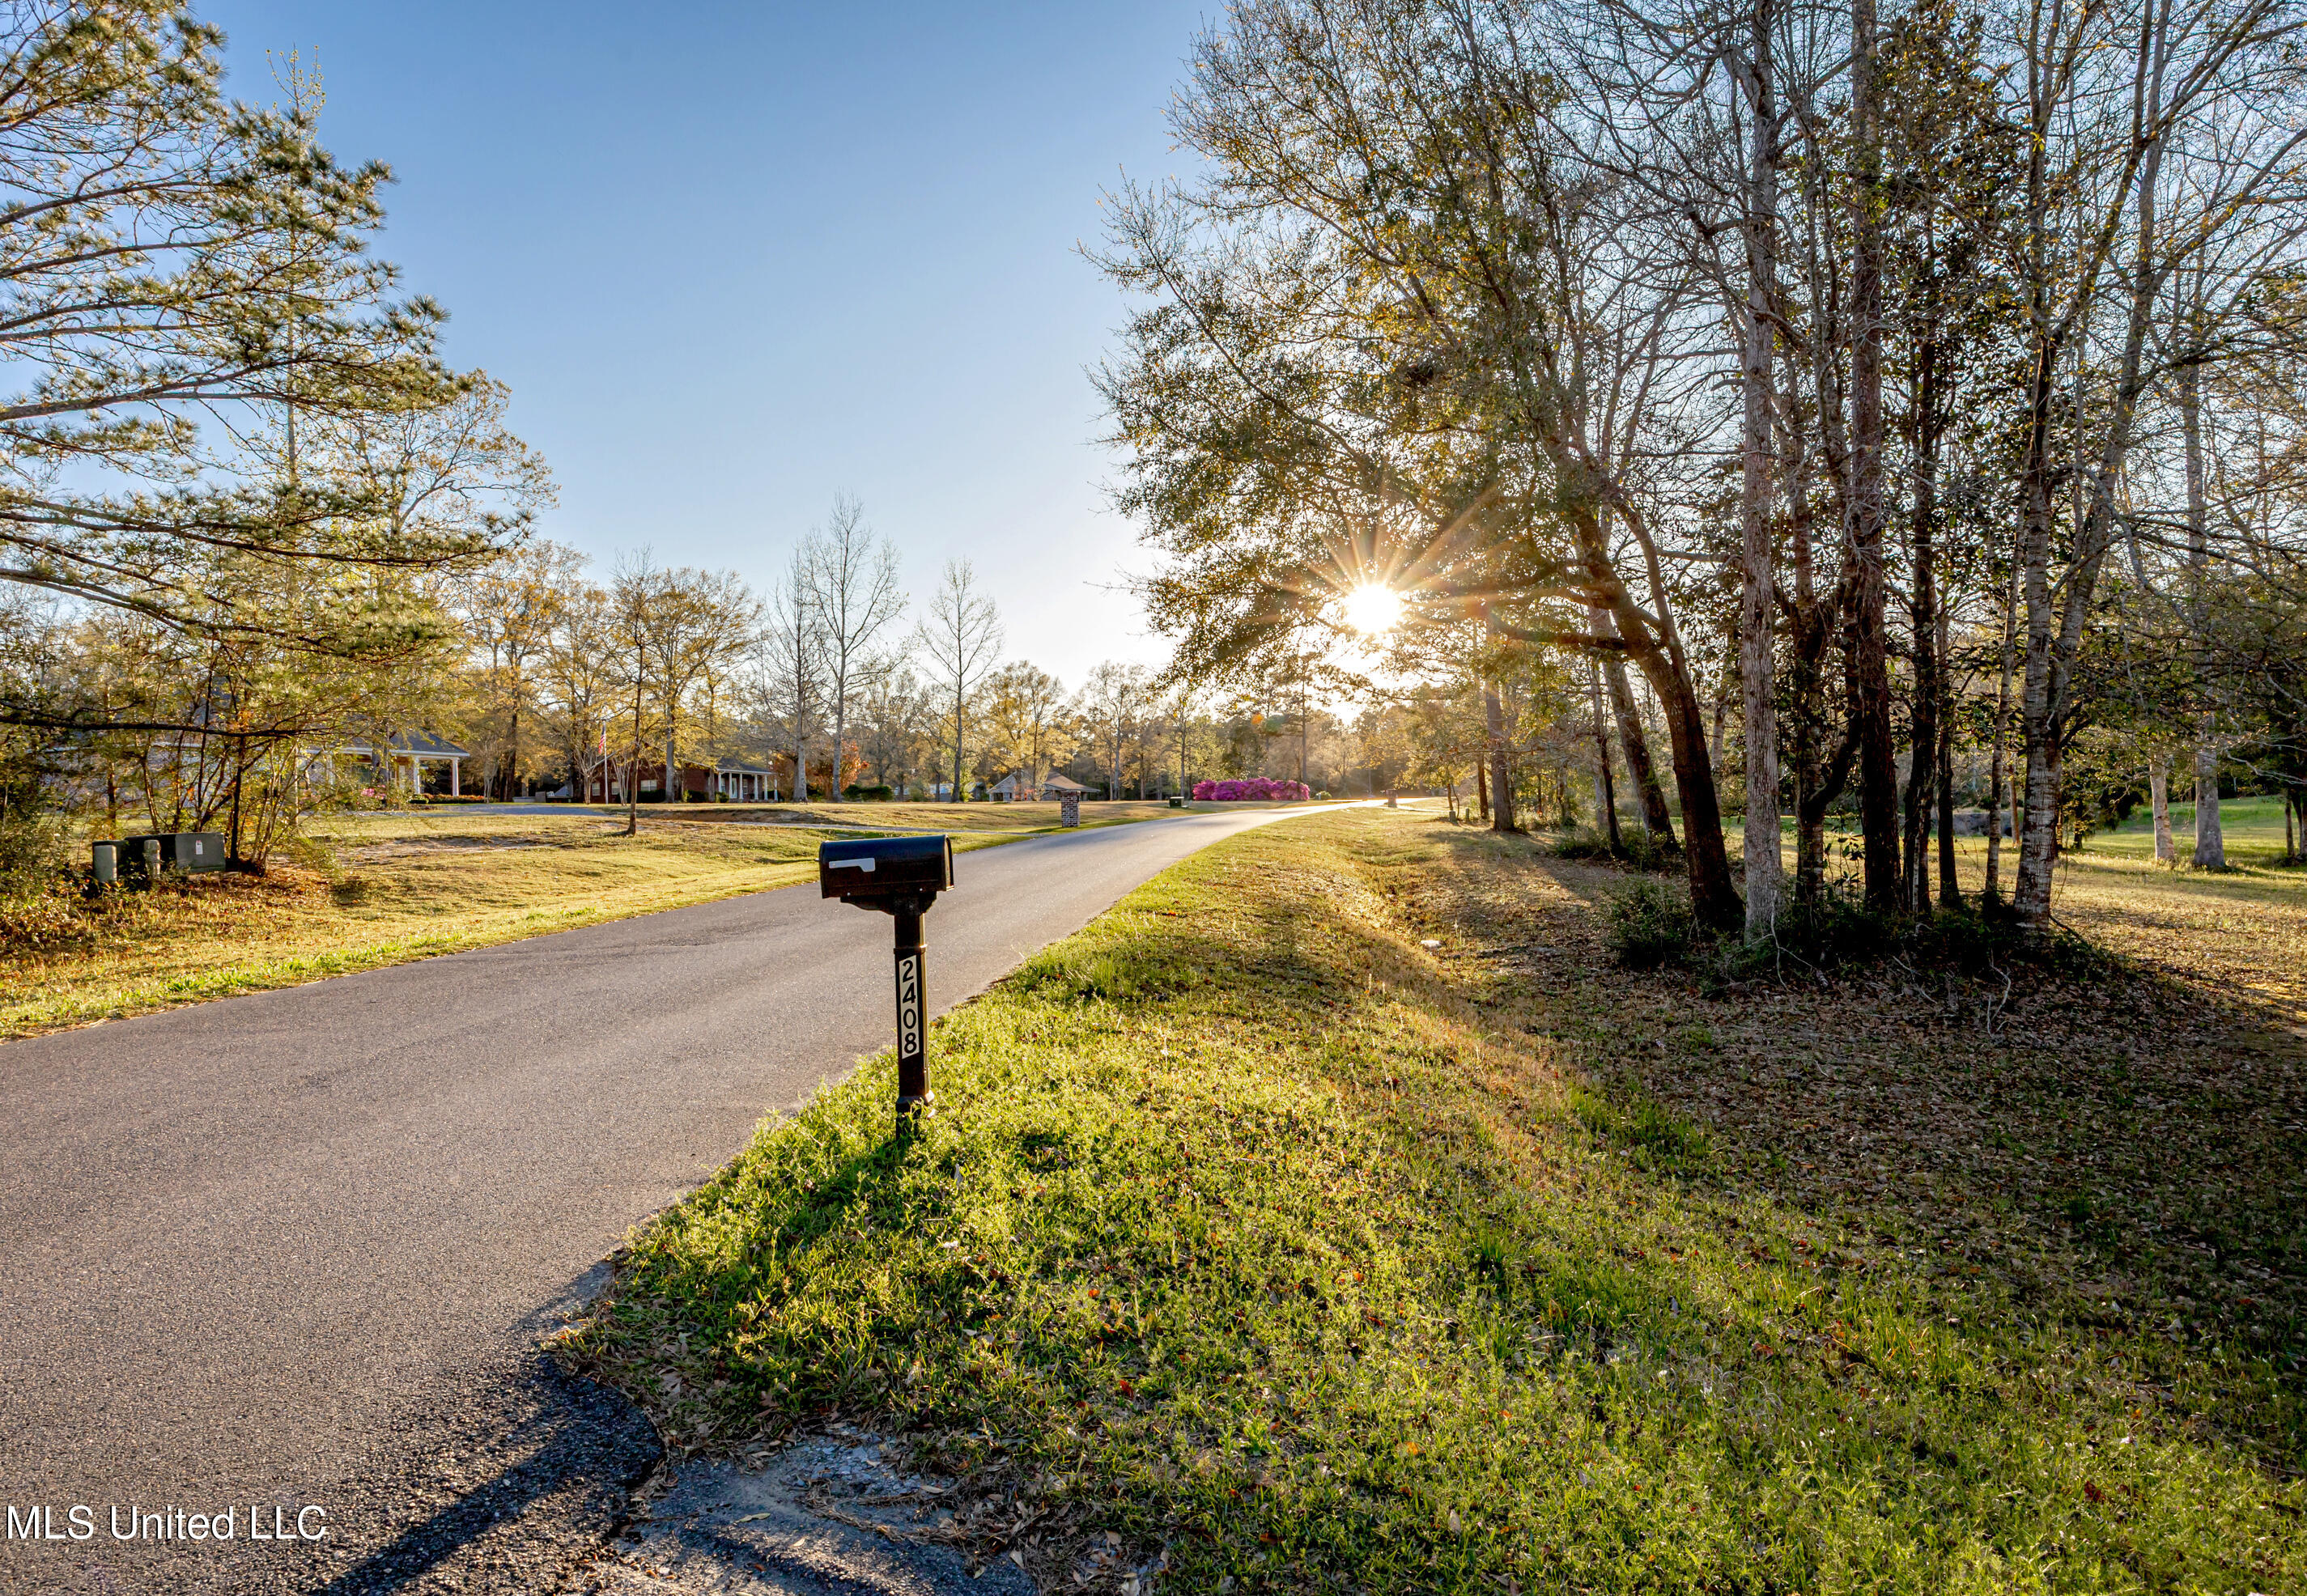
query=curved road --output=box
[0,806,1328,1594]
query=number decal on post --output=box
[897,953,922,1057]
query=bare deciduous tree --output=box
[913,561,1004,800]
[759,545,826,802]
[804,495,905,799]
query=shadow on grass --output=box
[1412,821,2307,1458]
[575,811,2307,1592]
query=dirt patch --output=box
[563,1429,1043,1596]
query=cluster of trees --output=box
[0,0,1394,884]
[1098,0,2307,944]
[0,5,542,870]
[452,521,1410,816]
[0,2,1375,875]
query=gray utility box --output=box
[818,834,954,906]
[122,832,227,875]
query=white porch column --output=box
[450,757,461,797]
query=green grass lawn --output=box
[2093,792,2297,864]
[567,808,2307,1594]
[0,809,1038,1040]
[1731,798,2307,1029]
[1763,792,2297,861]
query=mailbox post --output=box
[818,834,955,1129]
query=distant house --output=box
[708,758,779,802]
[987,770,1090,802]
[579,757,780,804]
[318,732,469,796]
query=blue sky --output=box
[200,1,1210,688]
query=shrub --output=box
[0,807,70,901]
[1551,826,1680,872]
[1604,878,1693,969]
[1551,826,1617,862]
[844,784,895,801]
[1694,887,2039,990]
[1191,777,1311,801]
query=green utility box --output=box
[121,832,227,876]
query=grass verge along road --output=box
[570,807,2305,1594]
[0,809,1065,1040]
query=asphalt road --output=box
[0,806,1327,1595]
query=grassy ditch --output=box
[566,809,2306,1594]
[0,811,1029,1040]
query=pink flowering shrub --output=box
[1191,778,1311,802]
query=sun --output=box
[1340,583,1404,635]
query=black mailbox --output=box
[817,834,955,1130]
[818,834,954,904]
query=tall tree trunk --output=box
[1476,752,1490,822]
[2016,385,2150,933]
[1299,674,1311,789]
[228,732,246,868]
[1484,670,1517,834]
[1783,360,1839,903]
[1591,605,1676,843]
[1984,515,2019,902]
[1587,657,1623,851]
[2181,350,2224,868]
[1902,545,1934,912]
[1709,674,1730,773]
[1549,504,1739,924]
[1736,0,1782,939]
[503,698,521,804]
[833,696,847,803]
[1476,610,1518,831]
[2014,104,2168,940]
[1571,512,1739,928]
[1620,664,1676,842]
[1935,644,1958,909]
[1641,645,1740,929]
[2011,317,2068,932]
[1848,0,1897,915]
[1901,261,1949,915]
[2150,754,2173,861]
[2193,742,2224,867]
[952,683,966,802]
[626,653,642,836]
